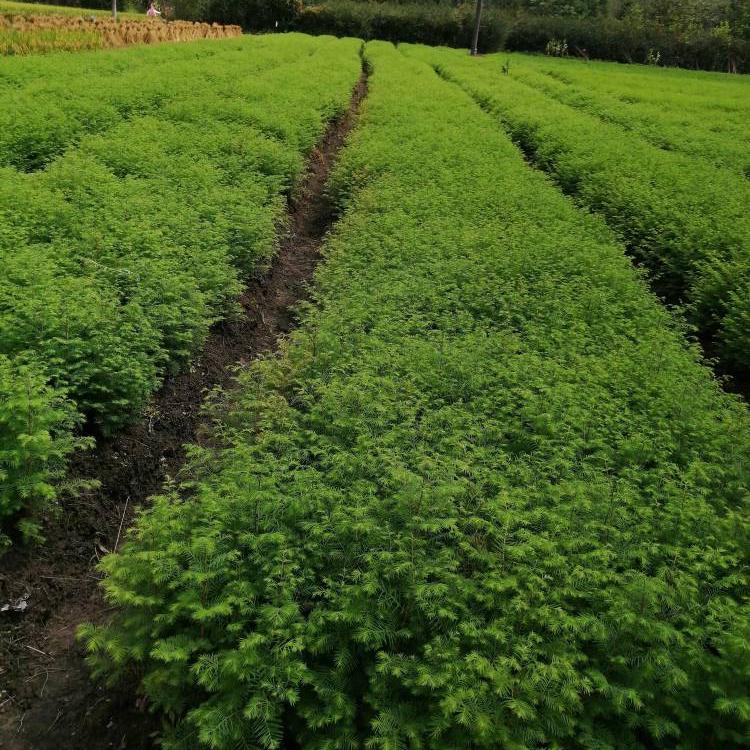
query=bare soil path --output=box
[0,70,367,750]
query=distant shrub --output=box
[504,13,750,72]
[182,0,302,29]
[314,1,510,48]
[544,36,568,55]
[291,1,750,72]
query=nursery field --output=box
[0,32,362,547]
[412,46,750,384]
[2,33,750,750]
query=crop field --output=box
[0,33,361,546]
[410,46,750,383]
[1,30,750,750]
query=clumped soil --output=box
[0,71,367,750]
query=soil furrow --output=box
[0,68,368,750]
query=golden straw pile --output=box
[0,13,242,54]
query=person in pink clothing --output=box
[146,1,161,16]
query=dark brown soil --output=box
[0,71,367,750]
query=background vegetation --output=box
[13,0,747,71]
[293,0,750,70]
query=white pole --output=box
[470,0,483,56]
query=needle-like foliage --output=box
[0,33,362,542]
[84,42,750,749]
[410,44,750,382]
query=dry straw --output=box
[0,14,242,54]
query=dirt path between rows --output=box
[0,70,368,750]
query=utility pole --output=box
[112,0,117,21]
[470,0,483,56]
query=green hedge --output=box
[83,41,750,749]
[292,1,750,72]
[296,1,510,49]
[295,0,507,50]
[504,13,749,72]
[197,0,303,28]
